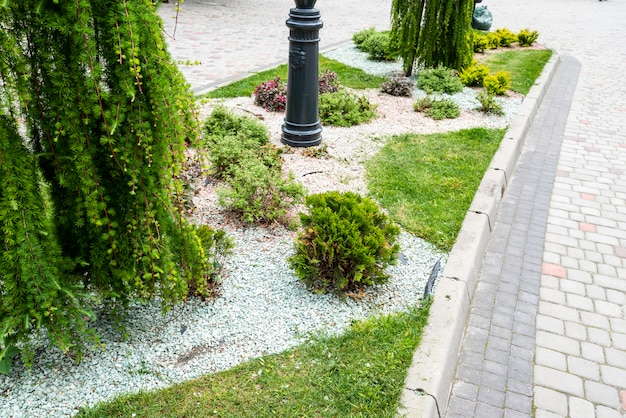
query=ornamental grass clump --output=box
[289,191,400,294]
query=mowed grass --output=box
[77,301,431,418]
[479,48,553,94]
[366,128,506,251]
[204,56,387,99]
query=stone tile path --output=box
[448,0,626,416]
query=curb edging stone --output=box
[397,52,562,418]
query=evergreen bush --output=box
[417,66,464,94]
[361,32,397,61]
[319,91,378,127]
[517,28,539,47]
[203,106,271,178]
[472,31,488,53]
[353,27,377,49]
[289,191,400,293]
[413,97,461,120]
[217,156,304,224]
[459,63,490,87]
[203,107,304,224]
[494,28,518,47]
[483,71,512,95]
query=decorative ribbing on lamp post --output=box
[281,0,323,147]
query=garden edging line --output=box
[396,52,562,418]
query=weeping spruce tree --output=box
[0,1,216,369]
[390,0,474,76]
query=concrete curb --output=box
[397,52,562,418]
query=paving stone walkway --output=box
[448,0,626,416]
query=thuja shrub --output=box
[518,28,539,46]
[380,75,415,97]
[289,191,400,293]
[494,28,518,47]
[253,77,287,112]
[459,62,490,87]
[413,97,461,120]
[319,91,378,127]
[417,66,464,94]
[483,71,512,95]
[318,69,341,94]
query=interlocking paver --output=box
[534,386,568,416]
[569,397,595,418]
[585,380,621,409]
[535,365,584,397]
[567,356,600,381]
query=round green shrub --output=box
[319,91,377,127]
[352,27,377,49]
[361,32,396,61]
[413,96,461,120]
[289,191,401,294]
[417,66,464,95]
[517,28,539,47]
[458,63,490,87]
[483,71,511,96]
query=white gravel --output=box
[0,44,522,418]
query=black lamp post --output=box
[281,0,323,147]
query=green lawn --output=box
[77,301,431,418]
[367,128,506,251]
[479,49,553,94]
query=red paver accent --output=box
[556,170,569,177]
[581,193,596,201]
[580,222,596,233]
[615,247,626,258]
[621,390,626,410]
[542,263,567,279]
